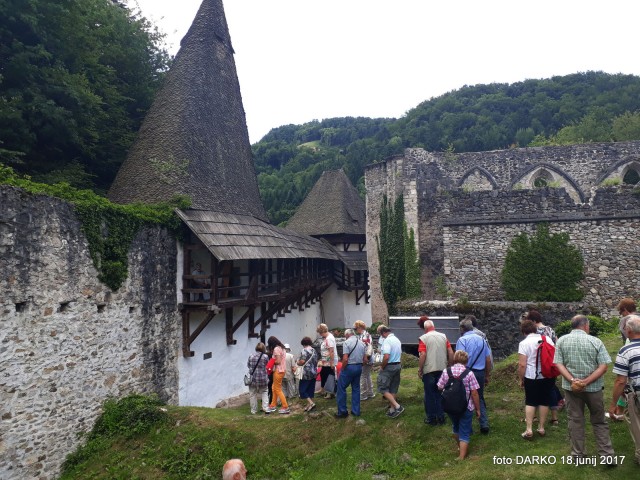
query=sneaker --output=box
[278,408,290,414]
[390,405,405,418]
[360,395,368,401]
[480,427,490,434]
[368,393,376,399]
[265,406,277,413]
[334,412,349,418]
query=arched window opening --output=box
[533,170,553,188]
[623,168,640,185]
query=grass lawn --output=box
[61,333,636,479]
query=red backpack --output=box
[536,335,560,378]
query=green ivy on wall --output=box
[501,223,584,302]
[1,164,190,291]
[377,194,421,314]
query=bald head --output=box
[223,459,247,480]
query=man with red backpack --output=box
[554,315,615,460]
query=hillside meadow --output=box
[61,334,635,479]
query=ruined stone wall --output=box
[0,186,180,480]
[364,141,640,321]
[439,186,640,316]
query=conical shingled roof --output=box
[108,0,267,221]
[286,169,366,237]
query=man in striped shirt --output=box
[610,315,640,466]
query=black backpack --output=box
[441,367,471,416]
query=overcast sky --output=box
[129,0,640,144]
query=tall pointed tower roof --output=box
[286,169,366,237]
[108,0,267,221]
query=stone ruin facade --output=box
[365,140,640,324]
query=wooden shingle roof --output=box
[177,209,338,261]
[286,170,366,236]
[108,0,268,221]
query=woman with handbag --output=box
[296,336,319,411]
[355,320,375,400]
[316,323,338,399]
[267,336,290,414]
[246,343,269,414]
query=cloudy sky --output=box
[129,0,640,143]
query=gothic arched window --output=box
[533,170,553,188]
[623,168,640,185]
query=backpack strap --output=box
[536,335,544,378]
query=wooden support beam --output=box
[225,308,236,345]
[248,307,259,338]
[182,311,194,357]
[188,311,216,347]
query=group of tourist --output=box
[243,300,640,466]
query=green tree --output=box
[0,0,169,192]
[613,111,640,141]
[501,224,584,301]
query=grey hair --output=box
[344,328,355,336]
[423,319,434,330]
[626,315,640,334]
[464,315,478,328]
[571,315,589,329]
[459,319,474,332]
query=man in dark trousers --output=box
[456,318,492,433]
[418,317,453,425]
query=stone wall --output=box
[398,300,585,360]
[0,186,180,480]
[364,141,640,323]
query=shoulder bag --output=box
[244,352,264,386]
[295,349,315,381]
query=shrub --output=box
[555,315,617,338]
[367,322,384,334]
[401,352,419,368]
[92,394,168,439]
[62,395,168,472]
[502,223,584,301]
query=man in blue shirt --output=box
[335,329,367,418]
[456,319,492,433]
[378,326,405,418]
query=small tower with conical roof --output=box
[108,0,267,221]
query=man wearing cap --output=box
[283,343,297,398]
[609,315,640,465]
[335,329,367,418]
[418,316,454,425]
[378,326,405,418]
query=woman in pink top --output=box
[267,336,290,414]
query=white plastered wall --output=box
[178,303,323,407]
[322,284,372,329]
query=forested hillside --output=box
[255,72,640,224]
[0,0,169,193]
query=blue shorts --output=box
[449,409,473,443]
[299,379,315,399]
